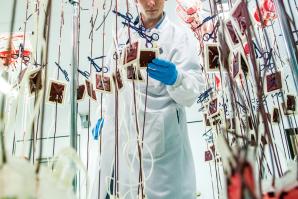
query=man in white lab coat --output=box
[98,0,205,198]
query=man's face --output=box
[137,0,165,21]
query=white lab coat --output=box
[97,15,205,199]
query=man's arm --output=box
[148,31,205,107]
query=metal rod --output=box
[16,134,81,143]
[70,0,79,151]
[273,0,298,92]
[36,0,52,175]
[187,120,203,124]
[69,0,79,194]
[0,0,18,167]
[0,72,8,166]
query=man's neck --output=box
[141,13,163,29]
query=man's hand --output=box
[147,58,178,85]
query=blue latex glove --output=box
[92,118,104,140]
[147,58,178,85]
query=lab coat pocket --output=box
[142,112,165,159]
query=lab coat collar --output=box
[153,12,166,29]
[135,12,169,33]
[155,14,169,33]
[154,14,169,33]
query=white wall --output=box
[1,0,298,199]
